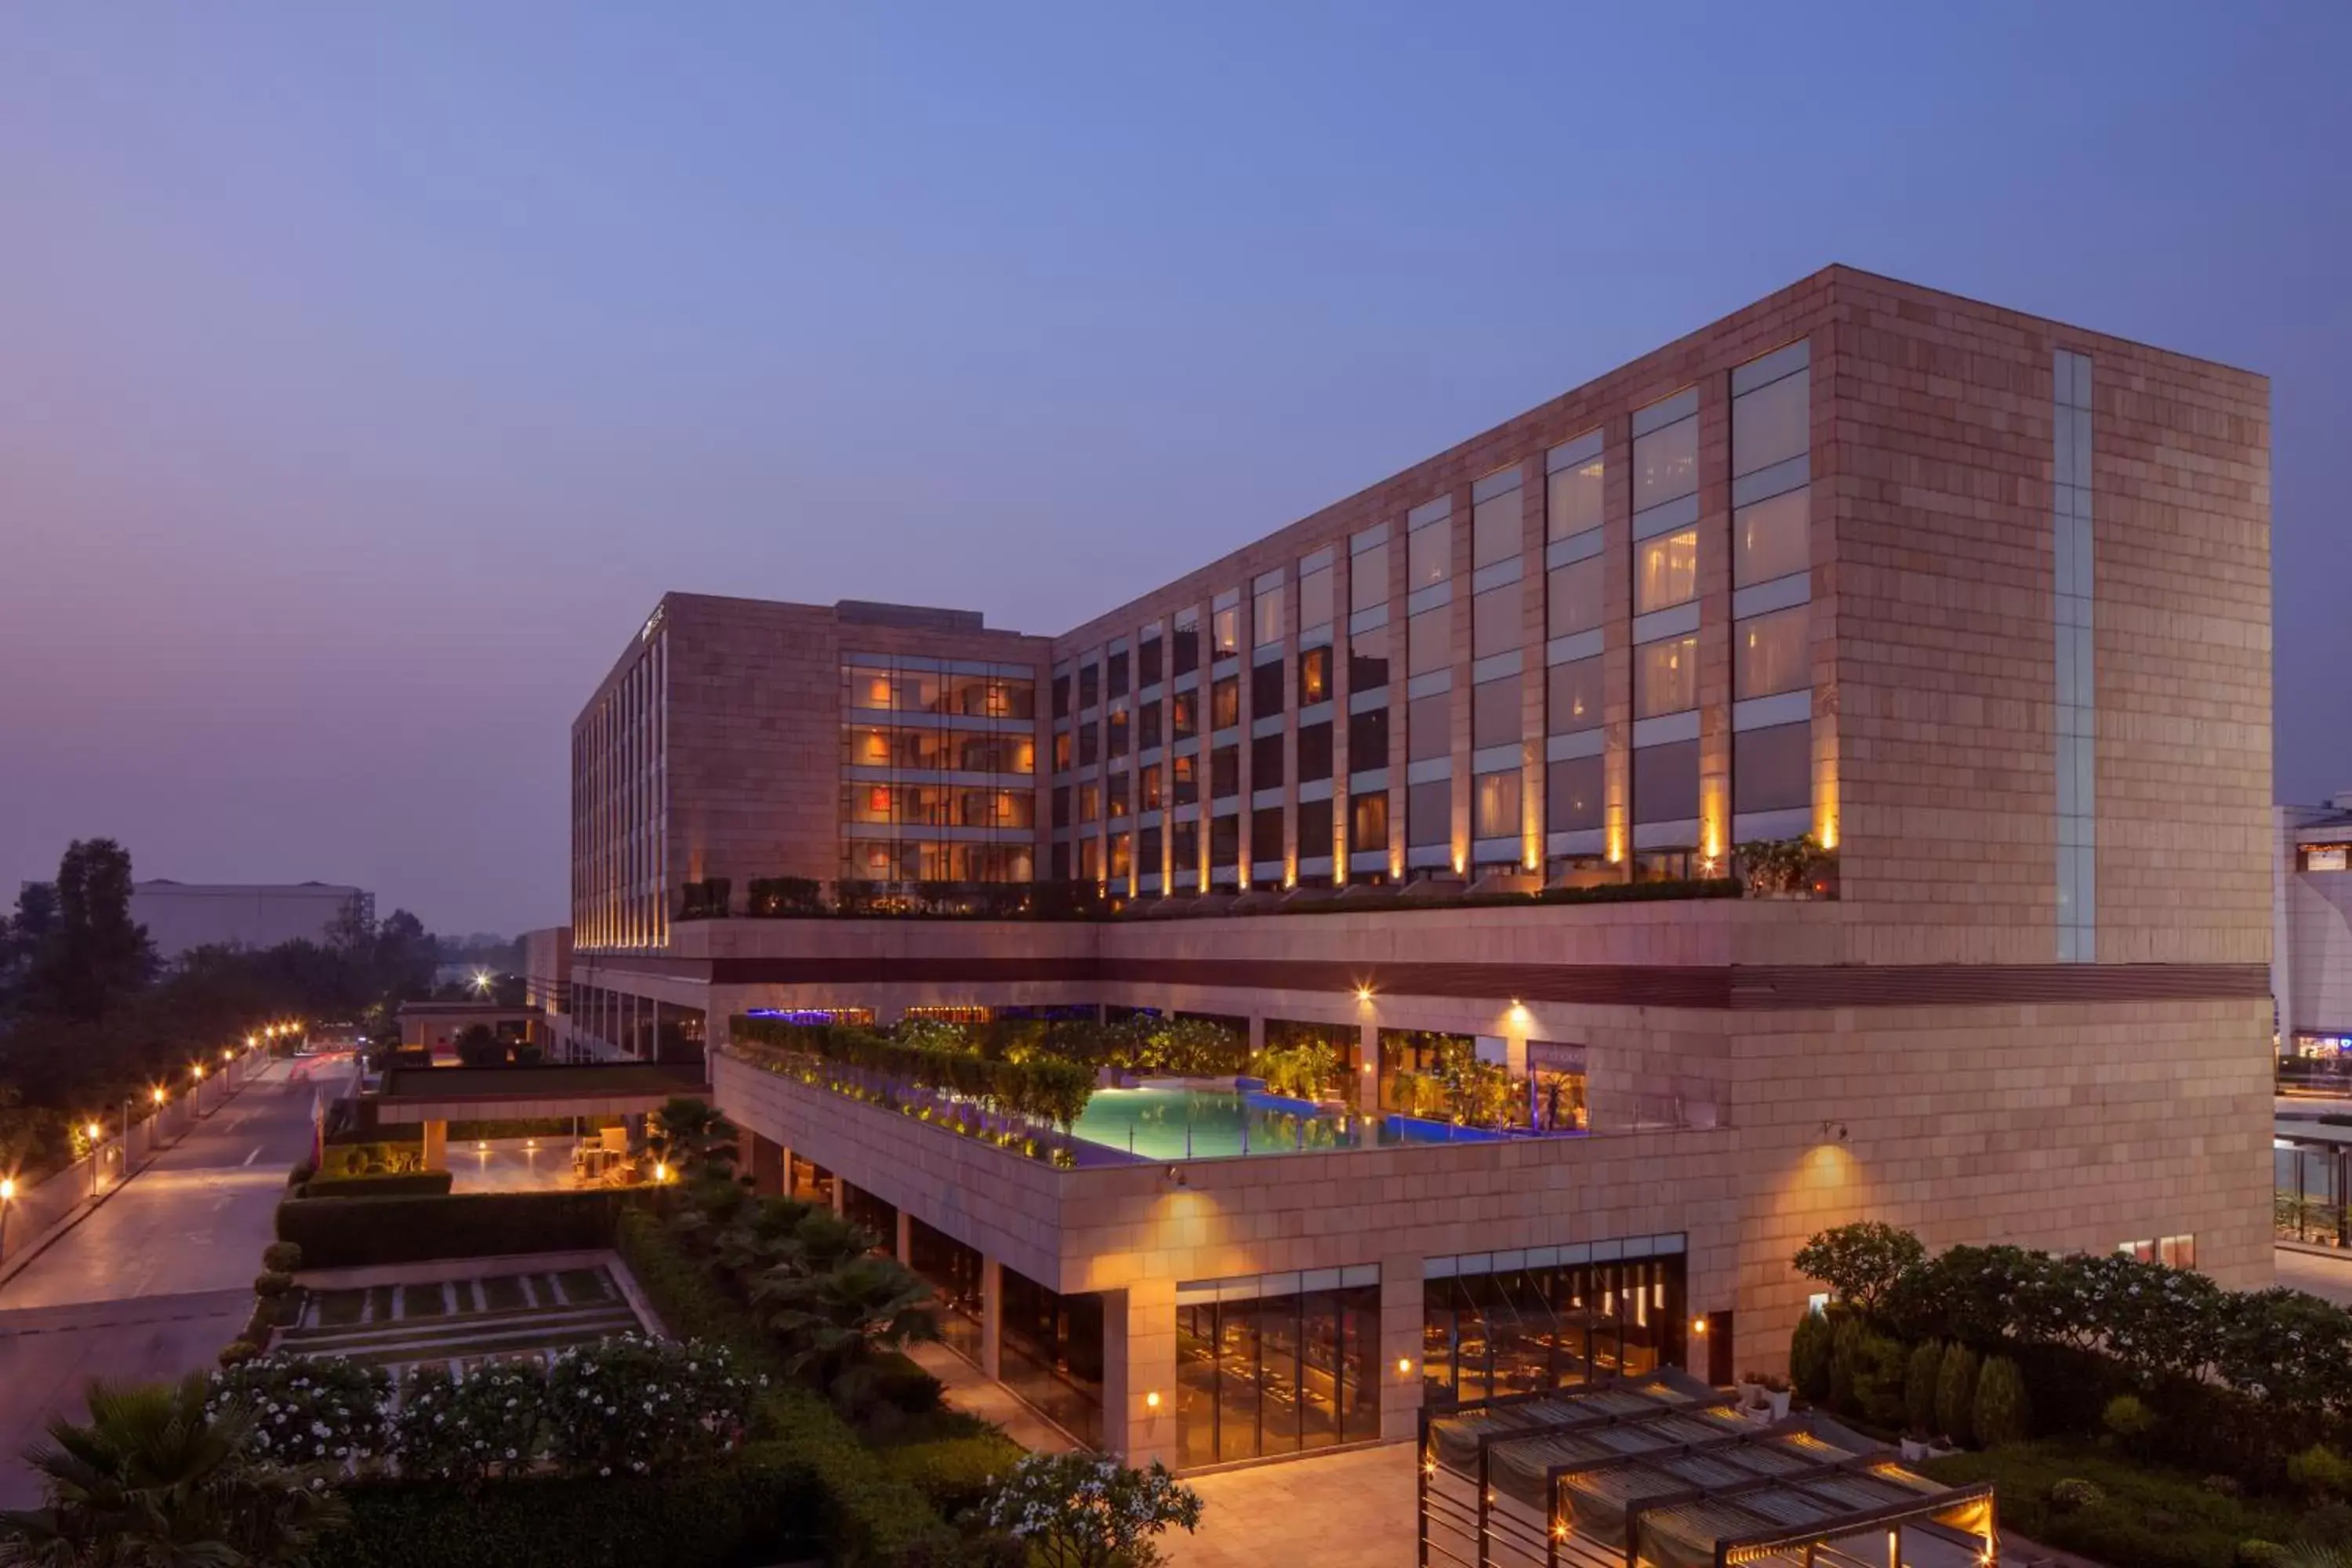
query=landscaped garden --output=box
[1791,1220,2352,1567]
[277,1263,642,1371]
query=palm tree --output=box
[0,1374,346,1567]
[754,1254,939,1414]
[2285,1547,2352,1568]
[648,1096,739,1181]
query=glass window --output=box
[1254,586,1283,648]
[1138,637,1163,688]
[1078,783,1100,822]
[1211,677,1240,731]
[1548,656,1603,735]
[1735,720,1810,815]
[1213,604,1240,657]
[1347,706,1388,768]
[1298,721,1333,782]
[1474,769,1521,840]
[1352,541,1389,615]
[1548,455,1603,540]
[1298,797,1333,858]
[1139,701,1162,750]
[1633,739,1700,825]
[1407,691,1450,762]
[1407,605,1450,675]
[1210,746,1239,799]
[1172,753,1199,805]
[1107,651,1130,701]
[1472,579,1520,659]
[1108,773,1130,818]
[1547,556,1604,640]
[1079,664,1100,710]
[1107,710,1129,757]
[1734,486,1809,587]
[1472,676,1520,751]
[1406,779,1450,847]
[1734,606,1809,700]
[1352,790,1388,851]
[1109,832,1132,879]
[1173,819,1199,869]
[1173,615,1200,677]
[1141,766,1163,811]
[1171,689,1198,741]
[1251,732,1284,789]
[1733,365,1808,475]
[1547,753,1603,831]
[1298,645,1331,706]
[1051,786,1070,828]
[1634,412,1698,512]
[1635,635,1697,718]
[1251,807,1283,862]
[1635,529,1698,614]
[1349,622,1390,692]
[1408,518,1449,590]
[1139,823,1162,871]
[1250,660,1285,719]
[1077,722,1099,766]
[1051,673,1071,720]
[1210,813,1240,868]
[1051,731,1072,771]
[1299,561,1334,631]
[1472,480,1522,568]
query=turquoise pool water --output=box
[1069,1085,1499,1161]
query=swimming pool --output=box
[1069,1084,1501,1161]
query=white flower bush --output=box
[391,1359,550,1483]
[208,1352,392,1469]
[982,1452,1204,1568]
[541,1333,758,1478]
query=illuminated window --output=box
[1547,556,1603,640]
[1547,657,1602,736]
[1635,636,1697,718]
[1734,605,1809,700]
[1635,530,1698,614]
[1472,474,1522,568]
[1473,770,1520,840]
[1547,453,1603,540]
[1735,487,1809,587]
[1214,604,1241,656]
[1298,646,1330,706]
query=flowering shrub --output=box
[391,1359,548,1484]
[982,1453,1204,1568]
[541,1334,758,1477]
[208,1352,391,1468]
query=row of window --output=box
[844,725,1036,775]
[844,665,1036,720]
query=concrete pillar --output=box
[980,1256,1003,1380]
[650,999,661,1064]
[421,1120,448,1171]
[1247,1014,1266,1056]
[1379,1250,1428,1442]
[1358,1019,1381,1114]
[750,1133,784,1197]
[829,1176,845,1217]
[895,1209,913,1266]
[1105,1276,1178,1467]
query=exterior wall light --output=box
[1397,1356,1414,1375]
[1145,1390,1161,1410]
[1692,1316,1708,1336]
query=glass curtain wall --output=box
[999,1266,1105,1447]
[1420,1244,1686,1405]
[1175,1269,1381,1467]
[907,1218,985,1366]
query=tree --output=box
[33,840,155,1022]
[648,1096,740,1181]
[982,1454,1204,1568]
[756,1254,940,1413]
[1934,1342,1979,1446]
[454,1023,504,1068]
[1904,1341,1945,1435]
[324,894,376,957]
[1788,1307,1835,1403]
[1793,1221,1926,1315]
[1971,1355,2030,1446]
[0,1374,346,1566]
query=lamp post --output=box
[0,1178,14,1264]
[86,1122,102,1200]
[151,1086,167,1149]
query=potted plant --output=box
[1737,1370,1765,1407]
[1900,1429,1931,1463]
[1759,1372,1792,1421]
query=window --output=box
[1472,676,1521,750]
[1108,650,1130,701]
[1138,636,1163,688]
[1077,722,1099,767]
[1735,486,1809,586]
[1080,838,1102,880]
[1348,706,1389,768]
[1252,807,1283,862]
[1733,361,1809,474]
[1634,406,1698,512]
[1406,780,1450,848]
[1173,820,1199,869]
[1632,739,1700,825]
[1172,753,1200,806]
[1472,579,1520,659]
[1548,453,1603,541]
[1734,606,1808,700]
[1298,721,1333,782]
[1472,475,1522,568]
[1299,559,1334,631]
[1107,709,1130,758]
[1547,753,1603,831]
[1408,605,1450,675]
[1408,516,1450,590]
[1051,786,1071,828]
[1733,721,1809,815]
[1407,691,1450,762]
[1351,536,1389,613]
[1210,814,1240,868]
[1078,784,1101,822]
[1079,664,1100,710]
[1141,766,1163,811]
[1210,746,1239,799]
[1174,612,1200,677]
[1211,677,1240,731]
[1298,645,1330,706]
[1547,556,1604,639]
[1051,673,1071,720]
[1052,731,1072,771]
[1548,656,1602,735]
[1213,604,1240,657]
[1108,772,1130,818]
[1139,824,1162,873]
[1252,732,1285,789]
[1050,842,1069,881]
[1139,700,1162,750]
[1254,585,1283,648]
[1172,690,1198,741]
[1635,636,1697,717]
[1635,529,1698,613]
[1298,797,1334,857]
[1251,659,1285,719]
[1352,791,1389,851]
[1474,770,1521,840]
[1349,622,1390,692]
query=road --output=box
[0,1056,343,1506]
[2274,1243,2352,1306]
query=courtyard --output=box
[277,1252,648,1373]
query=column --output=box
[1359,1018,1381,1114]
[1247,1014,1266,1055]
[421,1120,448,1171]
[750,1133,784,1197]
[1379,1250,1427,1442]
[1105,1277,1178,1467]
[829,1178,845,1217]
[980,1256,1003,1379]
[895,1209,913,1266]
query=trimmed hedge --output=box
[278,1189,634,1268]
[879,1432,1025,1520]
[301,1170,454,1199]
[1922,1442,2320,1568]
[735,1019,1094,1128]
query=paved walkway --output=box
[1165,1442,1415,1568]
[904,1340,1076,1454]
[0,1058,323,1506]
[2275,1242,2352,1305]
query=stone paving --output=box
[1165,1443,1416,1568]
[279,1261,641,1373]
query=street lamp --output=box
[151,1085,167,1145]
[86,1123,102,1199]
[0,1177,14,1262]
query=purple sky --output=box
[2,4,2345,936]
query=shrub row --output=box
[276,1189,634,1268]
[300,1170,453,1199]
[735,1019,1095,1129]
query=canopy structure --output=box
[1419,1370,1996,1568]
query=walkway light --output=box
[654,1162,670,1183]
[1,1178,13,1201]
[1144,1390,1161,1410]
[246,1034,258,1047]
[152,1087,166,1105]
[191,1064,204,1081]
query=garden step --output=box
[283,1305,639,1355]
[323,1318,646,1370]
[288,1295,623,1345]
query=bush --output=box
[277,1189,634,1268]
[217,1340,260,1369]
[1904,1341,1944,1434]
[1853,1332,1909,1428]
[1975,1356,2031,1447]
[868,1350,945,1417]
[262,1241,303,1272]
[392,1361,550,1484]
[301,1170,456,1199]
[2291,1443,2352,1503]
[286,1161,315,1187]
[1793,1221,1926,1313]
[2105,1392,2158,1449]
[1936,1343,1980,1447]
[208,1352,393,1467]
[254,1270,294,1297]
[1789,1308,1834,1403]
[1924,1441,2308,1568]
[2234,1543,2287,1566]
[879,1432,1025,1520]
[542,1334,760,1479]
[2050,1477,2107,1512]
[1828,1318,1863,1414]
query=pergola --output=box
[1419,1370,1996,1568]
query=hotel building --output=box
[562,266,2274,1468]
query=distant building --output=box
[131,880,370,962]
[2278,794,2352,1055]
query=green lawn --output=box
[1922,1442,2327,1568]
[478,1273,532,1312]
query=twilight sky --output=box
[2,3,2346,936]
